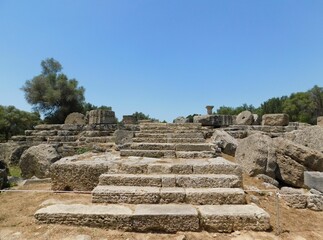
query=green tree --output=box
[258,96,287,115]
[282,92,315,123]
[83,103,112,113]
[309,85,323,118]
[0,105,40,141]
[21,58,85,123]
[216,104,256,115]
[132,112,158,122]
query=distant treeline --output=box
[216,85,323,124]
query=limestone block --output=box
[279,187,307,209]
[193,115,222,127]
[114,130,134,145]
[198,205,271,232]
[236,111,254,125]
[235,133,277,178]
[160,188,186,203]
[147,164,172,174]
[132,204,200,233]
[262,114,289,126]
[50,153,115,191]
[175,174,241,188]
[34,204,133,230]
[304,171,323,192]
[64,112,86,125]
[88,109,117,124]
[99,174,162,187]
[92,186,160,204]
[307,192,323,211]
[185,188,246,205]
[173,116,189,124]
[20,144,61,179]
[170,164,193,174]
[161,175,176,187]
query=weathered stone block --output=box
[35,204,133,230]
[160,187,186,203]
[92,186,160,204]
[132,204,200,232]
[262,114,289,126]
[304,171,323,192]
[198,205,271,232]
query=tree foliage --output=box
[21,58,85,123]
[216,104,256,115]
[214,85,323,124]
[0,105,40,141]
[132,112,158,122]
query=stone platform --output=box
[35,204,270,233]
[37,153,271,233]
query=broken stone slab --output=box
[132,204,200,233]
[34,204,133,230]
[304,171,323,192]
[198,205,271,232]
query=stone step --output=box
[134,132,204,139]
[140,123,202,129]
[129,143,214,151]
[92,186,246,205]
[98,174,242,188]
[120,149,176,158]
[132,137,206,143]
[78,136,115,143]
[139,129,204,134]
[176,151,216,158]
[113,157,242,178]
[35,204,270,233]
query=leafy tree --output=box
[0,105,40,141]
[309,85,323,118]
[132,112,158,122]
[216,104,256,115]
[21,58,85,123]
[282,92,315,123]
[82,103,112,113]
[258,96,287,116]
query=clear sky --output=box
[0,0,322,122]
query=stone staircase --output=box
[120,123,217,158]
[35,157,271,233]
[11,124,117,156]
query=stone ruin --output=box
[1,106,323,233]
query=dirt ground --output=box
[1,156,323,239]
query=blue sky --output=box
[0,0,322,122]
